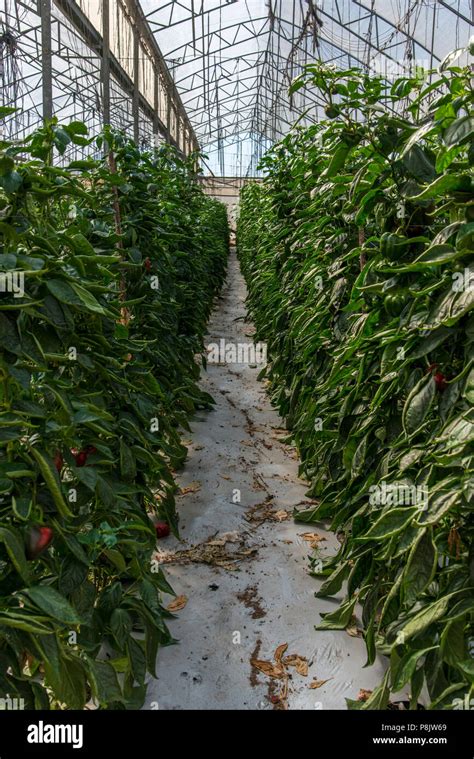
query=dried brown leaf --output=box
[272,509,290,522]
[250,659,285,679]
[346,626,362,637]
[208,531,240,546]
[158,535,256,570]
[166,594,188,612]
[346,614,363,637]
[299,532,327,548]
[274,643,288,664]
[284,654,309,677]
[179,481,201,495]
[309,677,332,689]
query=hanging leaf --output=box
[22,586,82,626]
[402,374,436,434]
[391,646,436,692]
[359,508,418,541]
[403,528,437,605]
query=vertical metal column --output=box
[176,113,181,153]
[201,3,207,112]
[133,23,140,144]
[102,0,111,125]
[191,0,196,48]
[429,3,436,79]
[153,66,160,146]
[40,0,53,121]
[166,94,171,143]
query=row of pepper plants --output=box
[0,118,228,708]
[238,47,473,709]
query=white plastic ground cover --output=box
[144,251,402,710]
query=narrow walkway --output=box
[147,250,386,710]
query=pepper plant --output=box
[0,117,228,709]
[238,47,473,709]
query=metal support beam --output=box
[121,0,193,141]
[166,94,171,142]
[53,0,197,153]
[176,114,181,152]
[133,22,140,144]
[153,66,160,144]
[40,0,53,121]
[101,0,110,125]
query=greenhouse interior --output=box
[0,0,473,736]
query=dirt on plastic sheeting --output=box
[145,250,388,711]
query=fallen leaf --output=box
[208,531,240,546]
[158,534,257,570]
[284,654,309,677]
[250,659,286,679]
[273,509,290,522]
[278,677,289,710]
[244,500,291,527]
[274,643,288,664]
[179,481,201,495]
[243,497,275,526]
[299,532,327,548]
[309,677,332,689]
[346,615,363,637]
[346,626,363,637]
[167,595,188,612]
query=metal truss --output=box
[1,0,199,160]
[1,1,472,176]
[144,0,473,175]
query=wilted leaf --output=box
[299,532,327,548]
[250,658,286,679]
[179,481,201,495]
[273,509,290,522]
[166,595,188,612]
[284,654,309,676]
[309,677,332,689]
[274,643,288,663]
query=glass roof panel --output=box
[142,0,472,175]
[2,1,472,175]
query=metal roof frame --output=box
[2,0,472,175]
[143,0,472,173]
